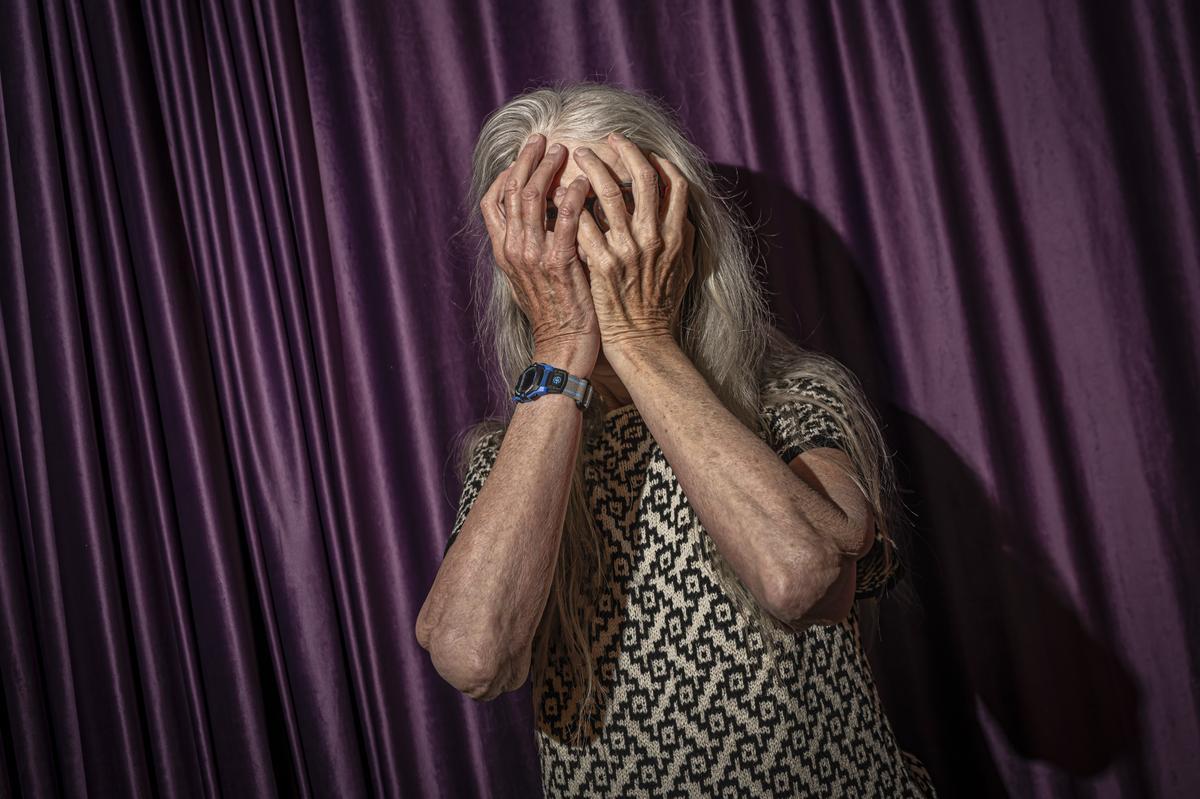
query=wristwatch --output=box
[512,361,594,410]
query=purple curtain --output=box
[2,0,1196,796]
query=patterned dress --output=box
[444,375,936,797]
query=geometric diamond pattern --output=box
[445,375,935,797]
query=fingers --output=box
[607,131,661,234]
[504,134,548,246]
[480,164,512,256]
[572,146,630,240]
[522,141,566,242]
[548,174,592,263]
[681,214,697,282]
[575,203,610,269]
[649,152,689,254]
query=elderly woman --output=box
[416,81,935,798]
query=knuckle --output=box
[519,186,541,202]
[523,240,542,263]
[599,184,624,200]
[594,253,619,271]
[637,166,658,183]
[547,248,575,267]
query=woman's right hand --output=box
[479,133,601,377]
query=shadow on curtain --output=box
[1,1,1195,797]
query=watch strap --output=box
[511,362,594,410]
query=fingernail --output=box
[526,132,539,145]
[548,143,562,155]
[577,147,593,156]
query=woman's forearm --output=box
[417,345,590,699]
[603,335,856,621]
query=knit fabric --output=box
[445,375,935,797]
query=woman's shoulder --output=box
[453,418,508,479]
[760,372,840,397]
[758,371,849,419]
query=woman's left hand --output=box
[572,132,695,357]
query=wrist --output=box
[603,333,678,372]
[514,356,596,411]
[533,340,595,378]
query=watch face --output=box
[516,365,541,394]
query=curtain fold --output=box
[1,0,1195,797]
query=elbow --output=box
[415,603,437,652]
[848,507,876,560]
[426,629,529,702]
[764,536,849,626]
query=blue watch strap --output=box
[511,362,594,410]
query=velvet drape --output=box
[2,1,1196,796]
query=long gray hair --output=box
[451,80,906,745]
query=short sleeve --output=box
[760,375,903,599]
[760,376,850,463]
[443,430,504,558]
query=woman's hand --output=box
[480,133,601,375]
[571,131,696,359]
